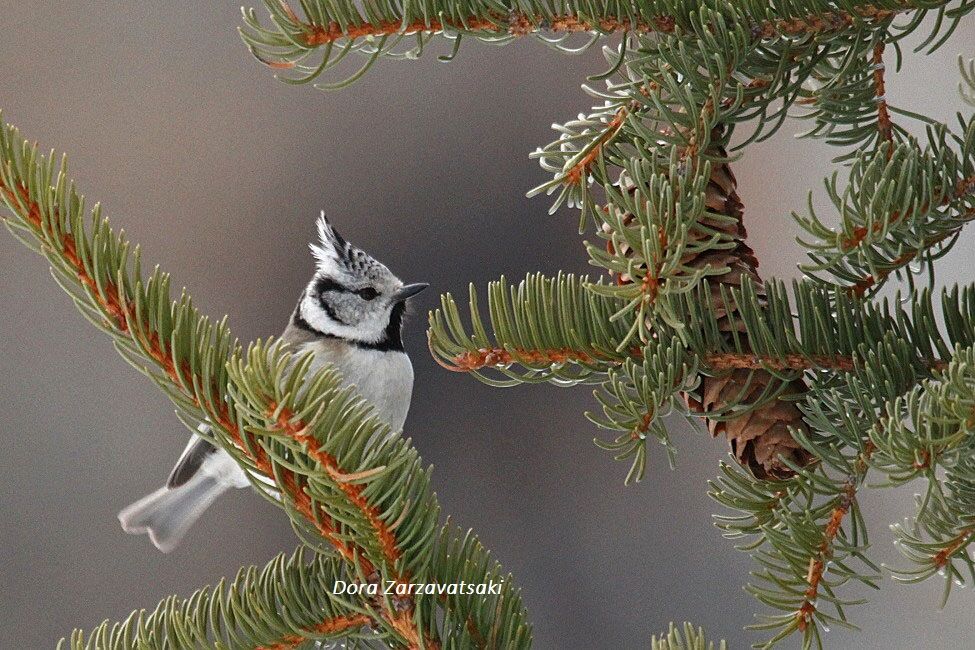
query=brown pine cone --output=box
[605,131,813,480]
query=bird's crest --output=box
[310,211,350,270]
[309,211,395,284]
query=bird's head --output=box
[297,212,427,348]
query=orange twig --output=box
[796,442,875,632]
[270,406,438,650]
[565,106,629,186]
[847,180,975,295]
[872,42,894,152]
[631,411,654,441]
[269,5,910,51]
[440,345,881,373]
[299,14,671,47]
[273,407,403,571]
[932,526,975,568]
[256,614,371,650]
[639,226,669,304]
[842,174,975,253]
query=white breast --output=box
[300,340,414,432]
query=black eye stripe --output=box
[314,277,380,301]
[314,277,346,294]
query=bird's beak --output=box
[392,282,429,302]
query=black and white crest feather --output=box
[310,212,392,284]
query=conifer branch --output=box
[527,12,835,478]
[429,275,959,391]
[421,14,975,618]
[283,4,906,44]
[264,404,421,644]
[241,1,954,89]
[443,345,873,375]
[794,443,874,636]
[7,0,973,645]
[870,344,975,595]
[61,548,374,649]
[651,622,727,650]
[872,42,895,150]
[284,0,975,641]
[797,117,975,296]
[0,116,530,649]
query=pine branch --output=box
[711,328,972,645]
[791,443,874,639]
[796,33,907,156]
[842,202,975,296]
[430,272,963,491]
[797,117,975,296]
[872,344,975,597]
[60,548,375,649]
[445,345,868,375]
[0,116,530,649]
[429,274,967,381]
[0,117,405,644]
[527,10,906,480]
[590,338,699,483]
[239,1,968,89]
[650,622,727,650]
[228,343,438,645]
[428,273,631,387]
[871,343,975,482]
[711,410,882,645]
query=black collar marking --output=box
[374,301,406,352]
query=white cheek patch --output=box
[300,292,359,340]
[300,292,388,344]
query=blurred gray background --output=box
[1,4,973,648]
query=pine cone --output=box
[605,131,814,479]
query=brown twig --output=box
[273,407,403,569]
[847,179,975,296]
[269,4,912,53]
[444,346,835,372]
[568,73,771,196]
[796,441,875,633]
[439,344,951,375]
[565,106,629,186]
[842,173,975,252]
[256,614,372,650]
[632,411,655,441]
[268,406,435,649]
[872,42,894,152]
[932,526,975,568]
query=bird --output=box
[118,213,428,552]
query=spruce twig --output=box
[0,117,530,649]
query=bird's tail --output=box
[118,475,228,553]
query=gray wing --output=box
[165,311,308,490]
[166,432,218,488]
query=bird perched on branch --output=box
[118,213,428,552]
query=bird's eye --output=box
[357,287,379,301]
